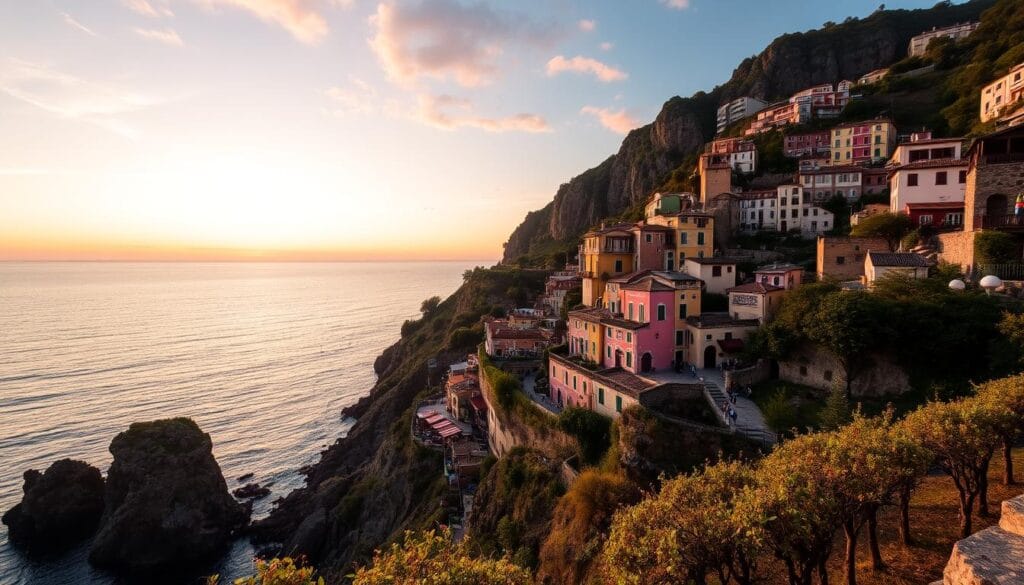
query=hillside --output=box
[501,0,997,264]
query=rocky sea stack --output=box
[1,459,105,552]
[88,417,248,573]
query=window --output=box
[626,332,632,343]
[697,232,705,245]
[679,232,688,245]
[836,256,845,265]
[920,215,933,225]
[959,170,968,184]
[773,276,780,286]
[874,148,881,158]
[638,305,645,322]
[645,233,652,243]
[627,303,634,319]
[615,396,622,413]
[712,266,722,277]
[606,346,611,358]
[936,171,948,185]
[907,173,919,187]
[946,212,963,225]
[874,135,881,144]
[675,330,683,345]
[678,303,687,319]
[572,375,577,390]
[598,387,605,405]
[727,266,733,273]
[614,260,622,272]
[606,328,612,338]
[625,352,632,368]
[657,304,666,321]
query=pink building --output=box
[601,278,675,374]
[548,356,594,408]
[634,223,673,272]
[785,131,830,157]
[753,263,803,290]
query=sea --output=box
[0,261,480,584]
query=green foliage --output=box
[208,558,323,585]
[901,228,921,250]
[420,296,441,316]
[560,288,582,320]
[352,528,532,585]
[447,326,483,351]
[974,230,1019,264]
[761,389,798,433]
[819,383,853,431]
[849,212,913,251]
[557,407,612,466]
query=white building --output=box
[716,97,767,134]
[682,257,737,295]
[857,68,889,85]
[798,166,864,203]
[887,135,967,214]
[908,22,979,57]
[706,138,758,174]
[736,190,778,232]
[864,252,930,285]
[980,62,1024,123]
[776,184,835,235]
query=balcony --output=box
[982,152,1024,165]
[602,245,634,253]
[981,214,1024,231]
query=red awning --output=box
[717,339,746,354]
[439,426,463,438]
[469,396,487,412]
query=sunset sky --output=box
[1,0,940,261]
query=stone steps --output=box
[934,494,1024,585]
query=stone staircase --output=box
[699,378,777,447]
[910,243,939,265]
[932,494,1024,585]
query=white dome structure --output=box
[948,279,966,291]
[980,275,1003,294]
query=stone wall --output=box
[480,368,576,460]
[965,160,1024,231]
[816,236,889,281]
[935,230,978,272]
[779,343,910,397]
[934,494,1024,585]
[725,359,772,389]
[638,383,704,411]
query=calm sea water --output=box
[0,262,477,584]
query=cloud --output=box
[133,27,185,46]
[369,0,558,88]
[325,77,380,115]
[0,59,163,138]
[122,0,174,18]
[660,0,690,10]
[191,0,342,44]
[60,12,99,37]
[546,55,627,82]
[581,106,639,134]
[417,93,549,133]
[578,19,595,32]
[599,41,613,51]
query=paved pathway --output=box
[642,368,776,445]
[522,372,561,415]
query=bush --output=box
[208,558,321,585]
[975,231,1019,264]
[558,408,612,466]
[761,389,797,432]
[448,326,483,350]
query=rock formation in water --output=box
[1,459,105,552]
[88,417,249,573]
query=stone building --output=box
[816,236,889,281]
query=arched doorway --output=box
[703,346,716,369]
[640,353,653,373]
[987,194,1009,218]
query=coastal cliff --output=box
[501,0,995,263]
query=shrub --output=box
[761,389,797,432]
[207,558,322,585]
[558,408,612,466]
[974,231,1019,264]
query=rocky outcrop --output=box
[1,459,105,552]
[935,494,1024,585]
[88,418,248,573]
[501,0,995,262]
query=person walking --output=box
[729,407,738,426]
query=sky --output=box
[0,0,945,262]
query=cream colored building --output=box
[864,251,930,285]
[980,62,1024,123]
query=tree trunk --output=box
[959,490,976,538]
[867,507,884,570]
[844,521,858,585]
[898,485,913,546]
[1005,438,1016,486]
[819,557,830,585]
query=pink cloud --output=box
[581,106,640,134]
[122,0,174,18]
[660,0,691,10]
[133,27,185,46]
[546,55,627,82]
[418,93,550,133]
[60,12,98,37]
[369,0,559,87]
[599,41,613,51]
[578,19,596,32]
[191,0,345,44]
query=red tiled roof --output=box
[727,282,784,294]
[890,158,968,171]
[621,278,675,292]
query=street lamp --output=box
[980,275,1003,295]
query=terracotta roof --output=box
[727,282,783,294]
[755,263,802,273]
[686,313,760,329]
[592,368,656,399]
[622,278,675,292]
[568,307,613,323]
[486,324,548,340]
[684,257,739,265]
[890,158,968,171]
[867,251,931,268]
[600,316,647,330]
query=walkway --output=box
[641,368,776,446]
[522,372,561,416]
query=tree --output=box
[602,460,760,585]
[819,383,852,431]
[901,400,1006,537]
[849,212,913,252]
[420,295,442,316]
[974,231,1018,265]
[208,558,322,585]
[558,408,612,466]
[805,291,890,398]
[973,374,1024,486]
[736,434,842,585]
[353,529,532,585]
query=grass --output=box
[750,380,825,433]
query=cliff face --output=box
[501,0,996,263]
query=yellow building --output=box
[829,119,896,165]
[648,211,715,263]
[580,224,635,307]
[567,307,608,364]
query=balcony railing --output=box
[981,214,1024,230]
[982,152,1024,165]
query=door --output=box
[614,350,623,368]
[703,345,716,369]
[641,353,653,373]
